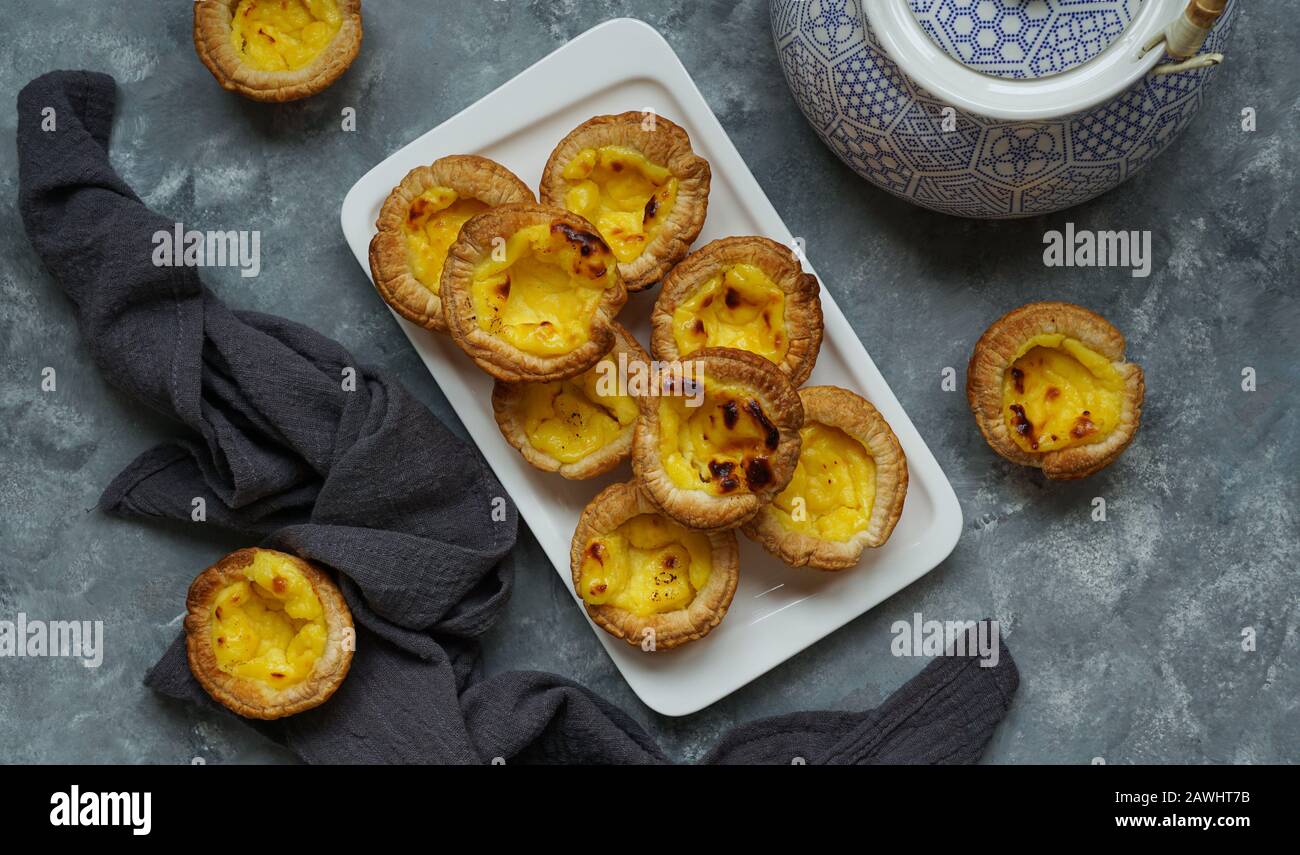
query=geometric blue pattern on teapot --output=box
[910,0,1141,80]
[772,0,1235,218]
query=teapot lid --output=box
[871,0,1191,120]
[908,0,1143,80]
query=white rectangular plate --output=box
[340,18,963,716]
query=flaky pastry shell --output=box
[492,322,648,479]
[570,481,739,651]
[368,155,534,332]
[441,204,628,382]
[743,386,908,570]
[539,112,711,292]
[194,0,363,102]
[632,347,804,531]
[184,548,354,720]
[967,301,1144,480]
[651,236,823,386]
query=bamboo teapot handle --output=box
[1142,0,1229,75]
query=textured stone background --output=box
[1,1,1295,764]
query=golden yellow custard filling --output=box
[1002,334,1124,454]
[403,188,488,295]
[578,514,712,616]
[771,422,875,541]
[659,380,780,495]
[672,263,788,363]
[472,222,616,357]
[210,551,326,687]
[561,146,678,264]
[230,0,341,72]
[519,354,638,463]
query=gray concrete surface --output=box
[0,0,1295,764]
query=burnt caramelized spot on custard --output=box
[407,197,432,223]
[721,399,739,429]
[724,288,741,309]
[703,455,774,492]
[584,539,609,595]
[544,220,613,281]
[1009,402,1038,450]
[743,399,780,450]
[1011,367,1025,394]
[744,457,772,489]
[552,221,607,259]
[1071,410,1096,439]
[708,459,740,493]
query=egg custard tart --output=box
[571,481,739,651]
[194,0,363,102]
[368,156,534,332]
[968,302,1144,480]
[492,322,647,479]
[185,548,354,720]
[651,236,823,386]
[442,204,628,382]
[539,112,711,292]
[744,386,908,570]
[632,347,804,531]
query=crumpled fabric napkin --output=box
[17,70,1018,764]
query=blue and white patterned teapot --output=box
[772,0,1236,217]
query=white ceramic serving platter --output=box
[340,18,962,716]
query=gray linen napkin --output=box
[17,70,1018,764]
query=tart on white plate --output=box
[571,481,739,651]
[743,386,907,570]
[540,112,711,292]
